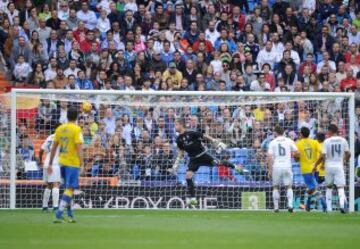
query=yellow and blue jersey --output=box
[54,122,83,167]
[296,138,321,174]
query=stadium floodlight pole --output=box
[10,90,17,209]
[349,93,355,213]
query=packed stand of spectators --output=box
[0,0,359,182]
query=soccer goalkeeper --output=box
[172,118,241,206]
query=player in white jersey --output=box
[39,128,61,212]
[267,125,299,212]
[314,124,350,213]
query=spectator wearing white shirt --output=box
[44,57,58,81]
[76,1,97,30]
[6,2,19,25]
[205,20,220,46]
[0,0,9,13]
[271,32,284,60]
[124,0,138,13]
[256,41,279,69]
[13,55,32,82]
[97,0,112,14]
[284,41,301,65]
[349,25,360,45]
[57,1,70,21]
[302,0,316,14]
[96,9,111,36]
[64,59,80,78]
[317,51,336,73]
[103,108,116,135]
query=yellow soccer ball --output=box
[82,101,92,112]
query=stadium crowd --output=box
[0,0,360,182]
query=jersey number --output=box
[304,148,312,159]
[278,144,286,156]
[331,144,341,157]
[59,137,69,153]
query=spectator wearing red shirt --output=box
[344,43,360,65]
[80,30,99,54]
[340,69,357,91]
[192,32,214,53]
[299,53,317,76]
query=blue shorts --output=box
[302,173,318,191]
[60,166,80,189]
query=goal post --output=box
[3,89,356,211]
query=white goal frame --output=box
[8,89,356,212]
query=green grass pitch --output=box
[0,210,359,249]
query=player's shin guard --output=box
[186,178,195,198]
[52,187,59,209]
[273,189,280,210]
[326,188,333,212]
[42,188,51,208]
[338,188,346,209]
[287,188,294,209]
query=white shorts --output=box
[272,167,293,186]
[43,166,61,183]
[325,167,345,187]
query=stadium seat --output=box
[194,166,211,184]
[177,164,187,185]
[25,170,43,180]
[292,163,304,184]
[211,167,219,183]
[132,165,140,180]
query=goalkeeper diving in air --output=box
[172,118,242,207]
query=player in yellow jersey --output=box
[49,107,83,223]
[315,132,326,184]
[296,127,327,212]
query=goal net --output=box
[0,90,356,211]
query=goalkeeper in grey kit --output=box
[172,118,241,206]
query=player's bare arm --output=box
[266,153,273,178]
[313,153,325,173]
[48,141,59,175]
[38,148,44,168]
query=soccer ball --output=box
[82,101,92,113]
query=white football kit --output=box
[322,136,349,187]
[41,134,60,183]
[268,136,298,186]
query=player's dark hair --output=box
[328,124,339,134]
[67,106,78,121]
[300,127,310,138]
[274,125,284,135]
[317,132,325,143]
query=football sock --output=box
[42,188,51,208]
[186,178,195,198]
[52,187,59,209]
[273,189,280,210]
[338,188,346,209]
[326,188,333,212]
[287,188,294,209]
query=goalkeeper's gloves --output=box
[213,139,227,152]
[168,157,182,175]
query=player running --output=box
[49,107,84,223]
[295,127,327,212]
[172,118,241,207]
[267,125,299,213]
[39,124,61,212]
[314,124,350,214]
